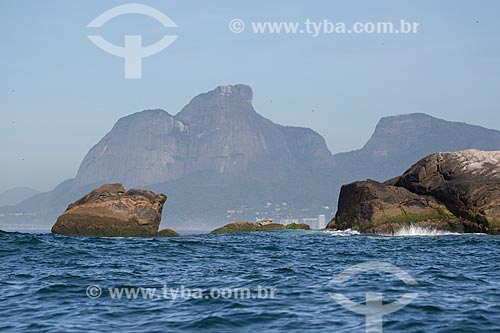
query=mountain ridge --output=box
[0,187,41,207]
[2,85,500,229]
[331,112,500,183]
[75,84,333,190]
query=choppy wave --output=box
[1,230,500,332]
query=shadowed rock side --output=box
[327,180,469,234]
[51,184,178,237]
[210,221,310,234]
[327,149,499,234]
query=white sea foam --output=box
[390,224,459,237]
[324,229,360,236]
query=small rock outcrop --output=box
[327,149,499,234]
[210,221,257,234]
[210,221,310,234]
[157,228,180,237]
[51,184,177,237]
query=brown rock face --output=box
[51,184,169,237]
[327,180,463,234]
[328,149,500,234]
[395,150,500,231]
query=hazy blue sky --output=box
[1,0,500,192]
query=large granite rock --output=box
[51,184,177,237]
[326,180,466,234]
[328,149,500,234]
[394,149,500,232]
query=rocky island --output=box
[327,149,500,234]
[50,150,499,236]
[210,220,310,234]
[51,184,178,237]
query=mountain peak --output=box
[215,84,253,103]
[376,112,436,127]
[177,84,257,125]
[332,112,500,184]
[73,84,334,190]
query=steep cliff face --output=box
[175,84,297,181]
[75,110,189,187]
[74,84,332,188]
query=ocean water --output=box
[1,229,500,333]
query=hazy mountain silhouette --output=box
[332,113,500,183]
[0,187,40,207]
[75,85,332,188]
[2,85,500,230]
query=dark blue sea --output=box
[1,229,499,333]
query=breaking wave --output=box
[392,224,460,237]
[324,228,360,236]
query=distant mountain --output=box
[0,187,40,207]
[75,84,333,188]
[1,85,336,229]
[332,113,500,184]
[2,85,500,230]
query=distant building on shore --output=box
[295,215,328,229]
[317,215,327,229]
[301,218,319,229]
